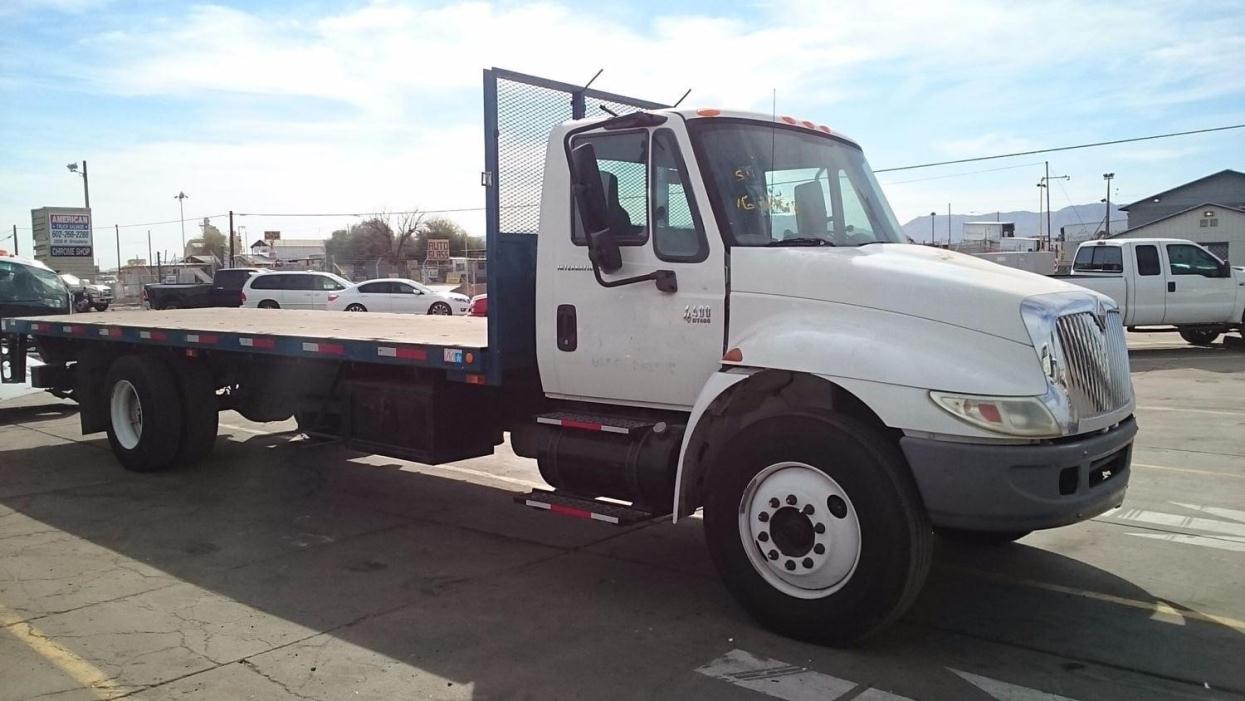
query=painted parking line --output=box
[1,603,120,699]
[1137,405,1245,417]
[696,649,1088,701]
[1132,462,1245,479]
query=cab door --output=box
[540,124,727,410]
[1129,243,1167,325]
[1162,243,1236,323]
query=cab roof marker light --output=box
[801,120,816,129]
[723,348,744,363]
[780,115,797,125]
[818,125,832,134]
[696,108,721,117]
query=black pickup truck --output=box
[142,268,260,310]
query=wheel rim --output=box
[739,462,862,599]
[109,380,143,450]
[431,303,451,315]
[346,304,365,312]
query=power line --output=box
[873,123,1245,172]
[879,160,1046,186]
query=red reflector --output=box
[977,403,1003,423]
[253,337,276,349]
[561,419,603,432]
[319,343,345,355]
[397,346,427,360]
[549,504,592,520]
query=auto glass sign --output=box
[49,213,93,257]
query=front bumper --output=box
[900,417,1137,532]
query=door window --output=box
[570,130,649,245]
[1166,244,1223,277]
[651,129,708,262]
[249,275,279,290]
[315,275,345,291]
[1073,245,1123,273]
[394,283,420,294]
[1135,245,1160,276]
[358,282,391,294]
[288,275,316,290]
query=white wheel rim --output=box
[110,380,143,450]
[432,304,450,315]
[738,462,862,599]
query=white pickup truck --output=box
[1056,239,1245,345]
[1,68,1138,646]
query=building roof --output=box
[273,238,327,248]
[1109,202,1245,237]
[1119,169,1245,211]
[250,239,268,248]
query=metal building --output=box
[1112,170,1245,264]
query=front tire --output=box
[93,303,110,312]
[704,413,931,646]
[104,355,184,472]
[428,302,452,315]
[1179,328,1219,346]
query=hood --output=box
[731,243,1102,345]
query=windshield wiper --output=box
[767,237,836,247]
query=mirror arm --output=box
[590,260,678,293]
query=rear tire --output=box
[936,527,1031,546]
[258,300,280,309]
[104,355,184,472]
[1179,328,1219,346]
[428,302,452,315]
[93,303,110,312]
[345,303,367,312]
[170,358,218,465]
[703,413,932,646]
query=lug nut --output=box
[769,498,780,508]
[814,543,825,555]
[768,549,779,560]
[802,504,814,515]
[803,558,814,569]
[758,512,770,523]
[814,523,826,534]
[758,532,769,542]
[784,560,796,571]
[827,495,848,519]
[786,494,797,505]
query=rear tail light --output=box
[240,291,247,304]
[327,293,339,302]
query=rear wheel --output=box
[258,300,280,309]
[345,303,367,312]
[105,355,184,472]
[93,302,110,312]
[428,302,452,315]
[704,413,931,646]
[1179,328,1219,346]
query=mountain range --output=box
[901,204,1126,244]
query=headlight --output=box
[930,391,1061,438]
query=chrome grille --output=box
[1055,310,1132,418]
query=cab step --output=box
[534,411,658,436]
[516,489,661,525]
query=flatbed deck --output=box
[2,308,490,377]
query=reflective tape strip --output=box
[303,342,344,355]
[523,499,621,525]
[536,417,630,435]
[376,346,426,360]
[138,330,169,341]
[186,334,218,344]
[239,337,276,349]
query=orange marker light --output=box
[465,352,475,364]
[466,374,486,385]
[780,116,797,125]
[723,348,744,363]
[801,120,815,129]
[696,108,722,117]
[818,125,832,134]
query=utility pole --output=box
[1103,173,1115,237]
[1038,162,1070,251]
[947,203,952,247]
[147,230,153,270]
[174,191,189,258]
[114,224,121,275]
[82,161,89,209]
[929,211,936,245]
[229,210,235,268]
[11,224,17,255]
[1037,182,1044,240]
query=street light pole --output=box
[930,211,936,245]
[1103,173,1115,237]
[174,192,189,259]
[65,161,89,209]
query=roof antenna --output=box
[582,69,603,91]
[672,89,692,108]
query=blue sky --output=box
[2,0,1243,266]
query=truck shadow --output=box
[0,400,80,425]
[0,434,1242,697]
[1128,342,1245,374]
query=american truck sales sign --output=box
[49,212,93,257]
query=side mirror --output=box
[569,143,622,274]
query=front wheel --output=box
[93,303,110,312]
[428,302,452,315]
[704,414,931,646]
[1179,328,1219,346]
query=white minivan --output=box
[241,271,351,310]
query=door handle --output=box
[1168,282,1176,292]
[556,305,577,352]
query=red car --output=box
[468,294,487,317]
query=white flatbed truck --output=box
[0,69,1138,645]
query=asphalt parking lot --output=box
[1,332,1242,700]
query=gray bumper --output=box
[900,418,1137,532]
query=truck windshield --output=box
[0,261,69,307]
[689,120,904,247]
